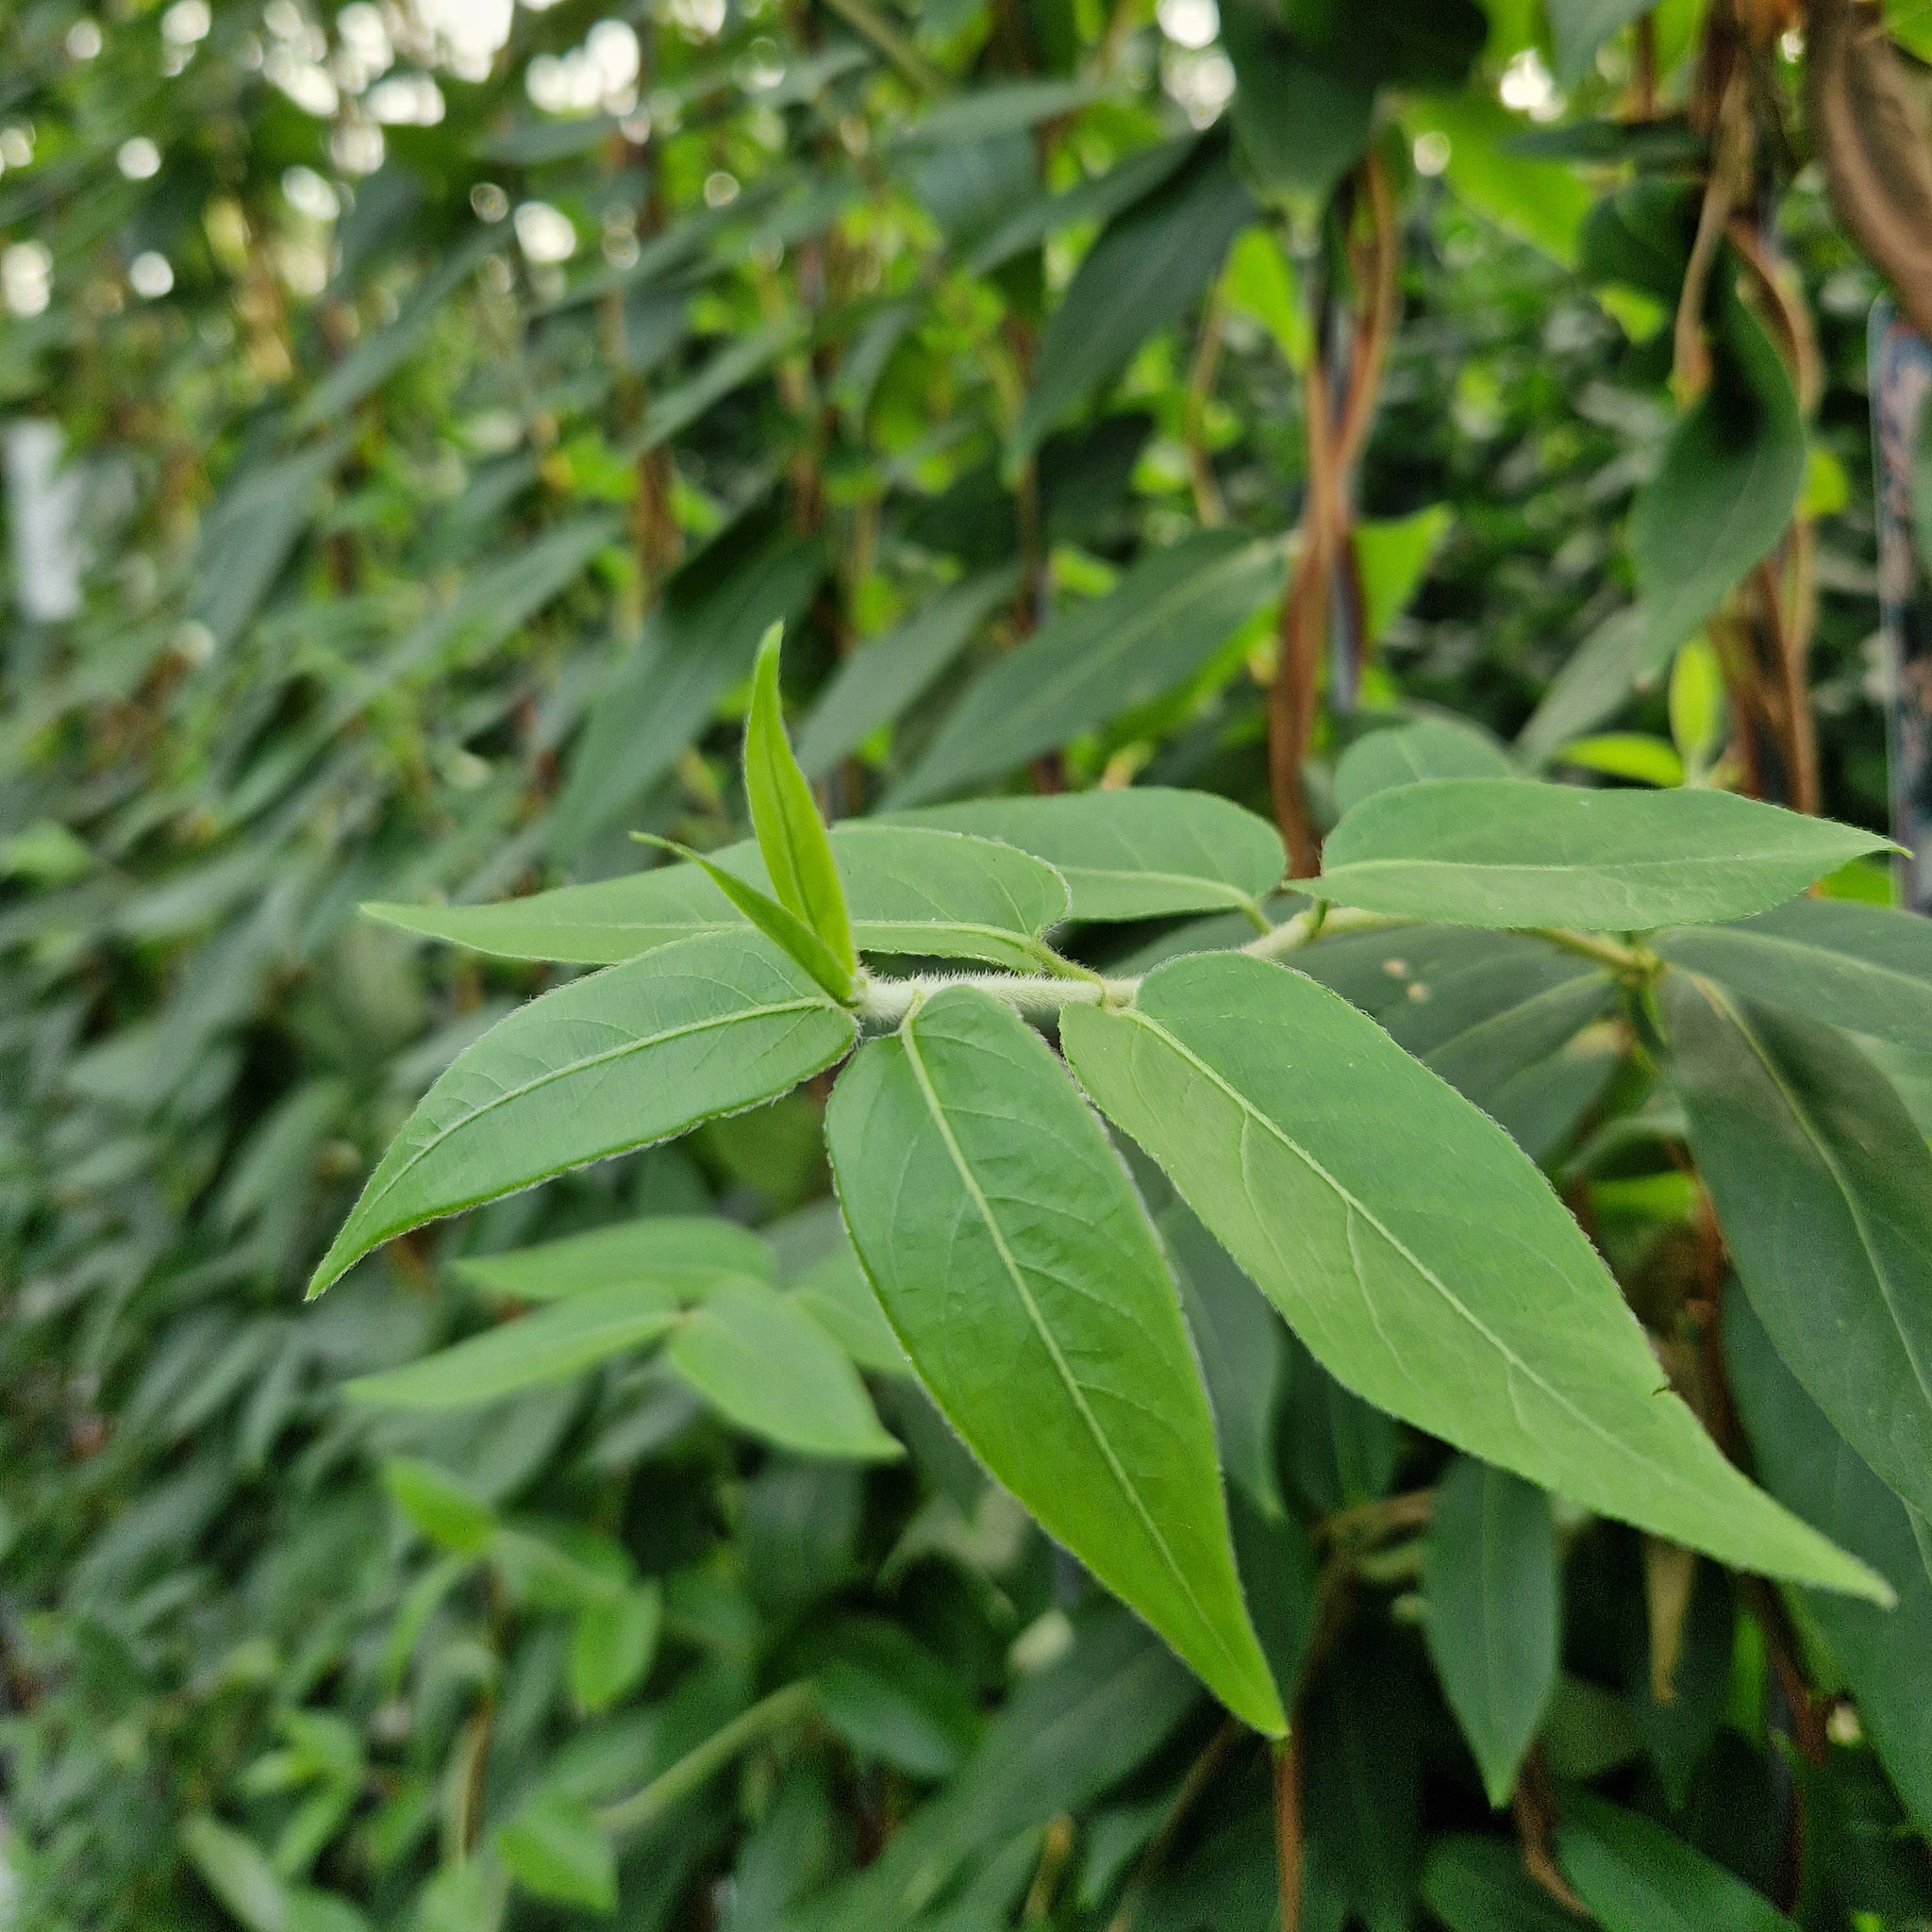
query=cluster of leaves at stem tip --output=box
[313,615,1924,1753]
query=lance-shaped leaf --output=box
[1058,952,1886,1597]
[1293,926,1614,1124]
[1656,897,1932,1054]
[346,1279,690,1408]
[1557,1792,1797,1932]
[1319,779,1891,930]
[1422,1457,1559,1807]
[663,1277,902,1461]
[641,836,855,1002]
[1659,973,1932,1523]
[887,788,1286,924]
[1012,136,1255,460]
[745,624,856,975]
[308,934,857,1295]
[884,531,1281,808]
[366,824,1070,973]
[1725,1296,1932,1839]
[794,565,1021,777]
[1628,291,1807,666]
[824,988,1286,1734]
[1424,1836,1588,1932]
[455,1215,774,1301]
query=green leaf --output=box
[1655,898,1932,1054]
[1355,506,1454,647]
[348,1281,688,1408]
[825,989,1286,1734]
[1319,779,1891,930]
[1556,1791,1796,1932]
[745,625,856,975]
[1725,1296,1932,1839]
[182,1816,292,1932]
[885,532,1281,807]
[1222,0,1375,201]
[1659,974,1932,1524]
[641,836,855,1003]
[496,1790,617,1914]
[1403,94,1594,268]
[571,1583,662,1714]
[454,1214,774,1301]
[368,824,1071,973]
[964,135,1200,277]
[1669,637,1726,772]
[1422,1835,1585,1932]
[802,1609,1198,1932]
[1058,951,1886,1597]
[1012,137,1256,460]
[380,1457,497,1550]
[789,1242,911,1376]
[1556,731,1686,788]
[1516,604,1679,770]
[188,440,341,651]
[903,77,1096,145]
[794,565,1021,777]
[664,1277,902,1460]
[1163,1202,1285,1517]
[1548,0,1657,83]
[1421,1457,1558,1807]
[308,934,857,1294]
[887,787,1285,923]
[554,502,824,858]
[1332,721,1512,815]
[1292,926,1615,1129]
[1628,292,1807,665]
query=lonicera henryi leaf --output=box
[744,622,857,977]
[825,987,1287,1734]
[1059,951,1888,1599]
[308,934,856,1296]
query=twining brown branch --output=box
[1273,1734,1304,1932]
[1266,154,1398,877]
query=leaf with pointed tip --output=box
[1422,1457,1559,1807]
[825,988,1286,1734]
[887,788,1285,923]
[664,1277,902,1460]
[1656,897,1932,1054]
[885,532,1281,807]
[1725,1296,1932,1839]
[745,625,856,974]
[308,934,856,1295]
[1012,137,1255,459]
[641,836,855,1002]
[454,1215,774,1301]
[366,824,1069,973]
[347,1280,690,1407]
[789,1242,910,1376]
[1058,951,1887,1598]
[1659,973,1932,1523]
[1320,779,1892,930]
[1557,1792,1797,1932]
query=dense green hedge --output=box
[4,0,1931,1928]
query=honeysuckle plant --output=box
[320,625,1923,1789]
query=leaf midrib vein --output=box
[897,1008,1244,1678]
[1115,1004,1706,1499]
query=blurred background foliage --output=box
[2,0,1928,1926]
